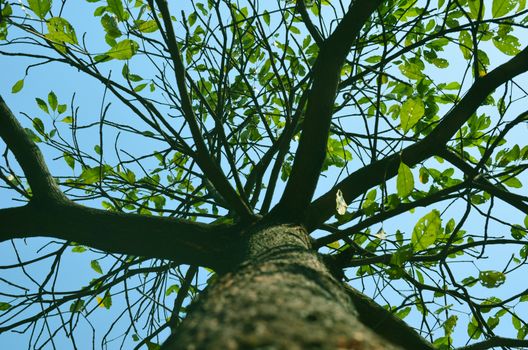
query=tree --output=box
[1,0,528,348]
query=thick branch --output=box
[272,0,383,219]
[0,95,65,203]
[0,95,239,270]
[343,284,435,350]
[0,203,237,271]
[456,337,528,350]
[305,45,528,230]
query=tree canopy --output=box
[1,0,528,349]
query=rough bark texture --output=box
[162,224,405,350]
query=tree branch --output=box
[0,95,239,271]
[438,148,528,215]
[343,284,435,350]
[0,203,237,271]
[295,0,324,46]
[304,45,528,231]
[151,0,253,220]
[0,95,65,203]
[271,0,383,220]
[456,337,528,350]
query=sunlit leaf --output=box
[400,98,424,133]
[101,14,121,38]
[136,20,158,33]
[11,79,24,93]
[35,98,49,114]
[107,0,127,21]
[493,34,521,55]
[412,210,441,251]
[492,0,517,17]
[106,39,139,60]
[46,17,78,46]
[28,0,51,19]
[479,270,506,288]
[63,152,75,169]
[91,260,103,274]
[397,162,414,198]
[468,0,485,19]
[48,91,57,111]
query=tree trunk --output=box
[162,224,405,350]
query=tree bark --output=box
[162,224,413,350]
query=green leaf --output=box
[146,342,161,350]
[63,152,75,169]
[46,17,78,45]
[133,83,147,92]
[479,270,506,288]
[80,166,108,184]
[35,98,49,114]
[459,31,473,60]
[90,260,103,274]
[107,0,126,21]
[390,245,413,266]
[493,34,521,56]
[188,12,197,26]
[467,316,482,339]
[106,39,139,60]
[492,0,517,17]
[502,176,522,188]
[72,245,87,253]
[57,104,67,114]
[28,0,52,19]
[397,162,414,198]
[395,307,411,319]
[0,302,11,311]
[511,225,526,240]
[326,241,340,249]
[70,299,85,313]
[400,97,424,133]
[101,14,121,38]
[263,10,270,25]
[2,3,12,17]
[165,284,180,296]
[33,117,45,135]
[468,0,485,19]
[136,20,158,33]
[102,294,112,309]
[11,79,24,93]
[120,169,136,184]
[412,209,442,251]
[48,91,57,111]
[399,62,424,80]
[419,167,429,184]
